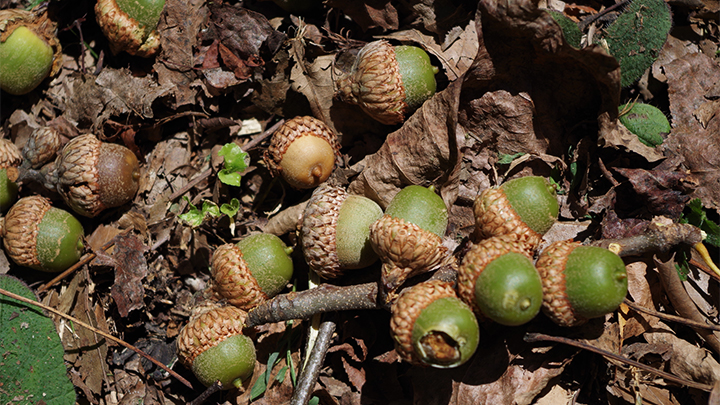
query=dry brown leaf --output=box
[110,233,149,317]
[326,0,399,32]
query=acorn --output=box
[535,240,628,327]
[22,126,61,169]
[390,280,479,368]
[336,40,438,125]
[457,236,542,326]
[474,176,559,253]
[301,184,383,279]
[0,9,62,95]
[370,185,452,296]
[52,134,141,217]
[1,196,84,273]
[211,233,294,310]
[263,116,341,189]
[95,0,164,57]
[176,305,256,389]
[0,138,22,212]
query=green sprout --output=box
[218,143,249,187]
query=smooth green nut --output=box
[474,252,543,326]
[191,334,256,389]
[619,103,670,147]
[0,169,18,212]
[0,26,54,95]
[36,207,85,272]
[395,45,438,110]
[501,176,559,235]
[412,297,480,368]
[336,195,383,269]
[385,185,448,238]
[564,246,628,319]
[237,233,293,298]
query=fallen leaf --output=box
[110,233,149,317]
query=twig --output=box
[0,287,193,389]
[578,0,632,31]
[188,380,222,405]
[623,298,720,332]
[290,318,336,405]
[524,332,714,392]
[591,220,703,257]
[654,254,720,356]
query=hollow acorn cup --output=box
[336,40,438,125]
[535,240,628,327]
[95,0,164,57]
[263,116,341,189]
[211,233,294,310]
[390,280,479,368]
[1,196,84,273]
[176,304,256,389]
[302,184,383,279]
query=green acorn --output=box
[301,184,383,279]
[370,185,452,296]
[1,196,84,273]
[95,0,164,57]
[458,236,542,326]
[619,102,670,147]
[211,233,294,310]
[0,138,22,212]
[336,40,438,125]
[391,280,479,368]
[474,176,559,253]
[0,9,62,95]
[176,305,256,389]
[535,240,628,327]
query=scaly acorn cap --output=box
[457,236,533,317]
[211,243,267,310]
[0,138,22,170]
[336,40,407,125]
[95,0,162,57]
[370,214,454,294]
[263,116,341,189]
[22,126,61,169]
[176,304,248,368]
[535,239,583,327]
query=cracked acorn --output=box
[1,196,84,273]
[211,233,294,310]
[535,240,628,327]
[336,40,438,125]
[0,9,62,95]
[95,0,164,57]
[301,184,383,279]
[390,280,479,368]
[474,175,559,253]
[263,116,341,189]
[177,304,256,389]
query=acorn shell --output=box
[95,0,163,57]
[384,185,448,238]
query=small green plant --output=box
[250,321,302,401]
[179,197,240,227]
[682,198,720,247]
[218,143,249,186]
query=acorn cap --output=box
[1,195,49,269]
[0,138,22,169]
[336,40,407,125]
[457,236,532,316]
[176,305,248,368]
[535,239,583,327]
[370,214,453,293]
[210,243,267,310]
[22,126,61,169]
[473,187,543,254]
[301,184,347,279]
[263,116,341,189]
[95,0,161,57]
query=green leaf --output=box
[275,366,288,383]
[249,373,267,401]
[178,197,204,227]
[308,396,320,405]
[218,143,249,187]
[220,198,240,217]
[0,275,75,404]
[497,152,525,165]
[201,200,220,218]
[682,199,720,247]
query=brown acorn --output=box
[53,134,141,217]
[176,304,256,389]
[263,116,341,189]
[0,138,22,212]
[301,184,383,279]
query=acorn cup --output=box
[95,0,164,57]
[0,8,62,95]
[176,304,256,389]
[301,184,383,279]
[390,280,479,368]
[336,40,438,125]
[457,236,543,326]
[263,116,342,189]
[535,240,628,327]
[52,134,141,218]
[0,138,22,212]
[474,175,559,254]
[369,185,453,300]
[1,196,84,273]
[22,125,61,169]
[211,233,294,310]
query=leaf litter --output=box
[0,0,719,404]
